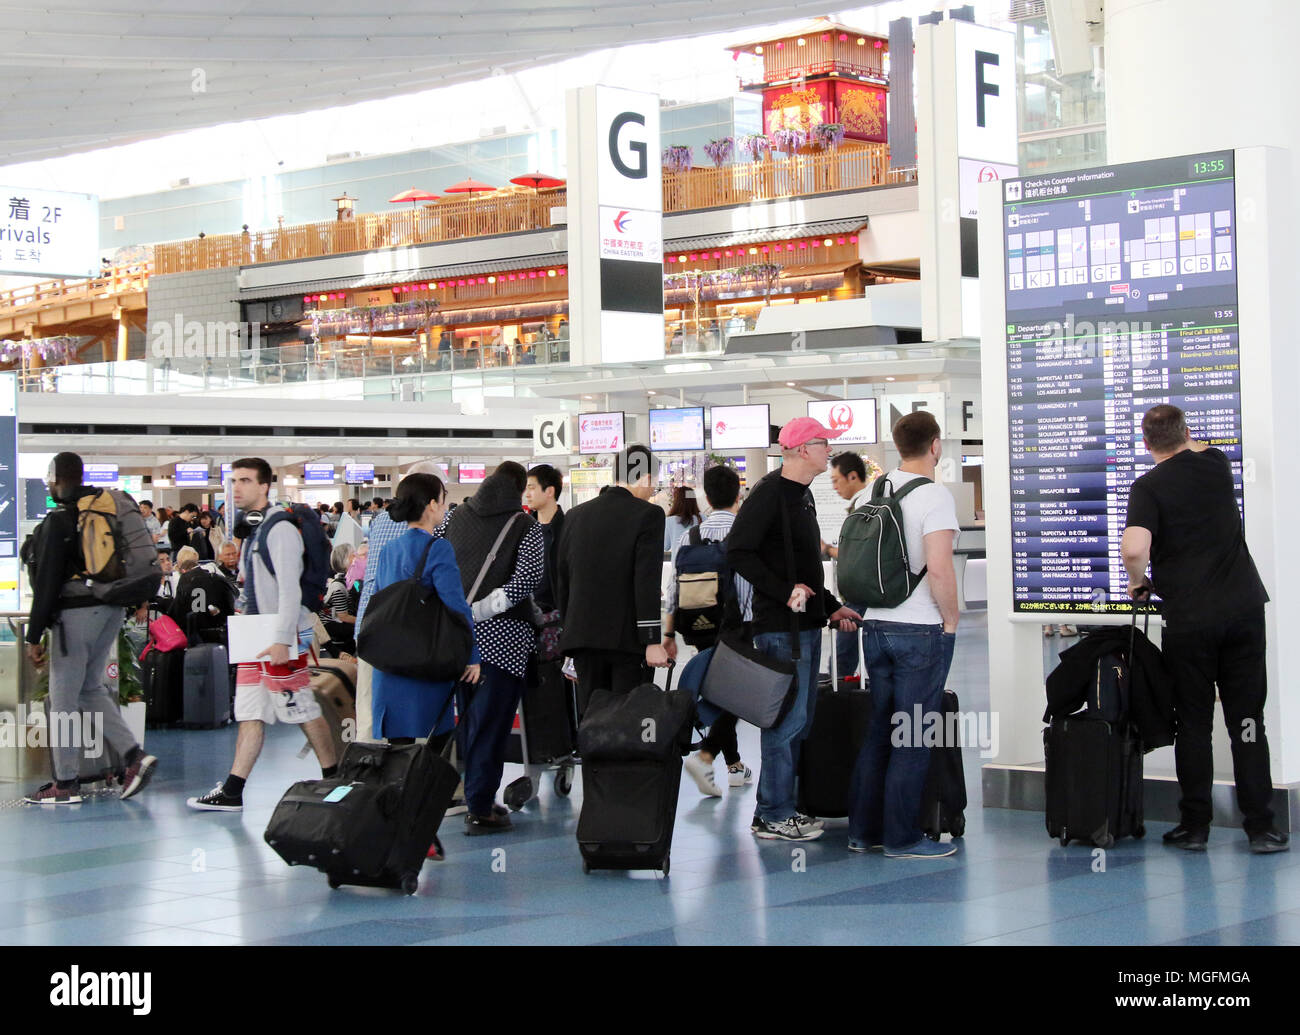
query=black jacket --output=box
[535,506,565,612]
[26,487,102,644]
[168,515,193,553]
[443,471,532,618]
[727,470,841,635]
[555,487,664,655]
[1044,623,1176,751]
[169,567,237,641]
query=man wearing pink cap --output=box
[726,417,863,841]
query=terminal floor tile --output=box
[1,615,1295,946]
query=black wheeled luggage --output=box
[919,689,968,840]
[1044,717,1144,848]
[264,738,459,894]
[575,666,692,875]
[182,643,232,728]
[142,648,184,728]
[798,628,871,819]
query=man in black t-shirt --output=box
[1121,404,1286,854]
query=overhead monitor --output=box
[458,463,487,484]
[175,463,209,486]
[1002,149,1240,615]
[709,404,770,450]
[648,407,705,452]
[577,411,626,455]
[344,464,375,484]
[806,399,879,445]
[304,463,335,485]
[83,463,119,486]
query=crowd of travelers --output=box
[18,401,1288,860]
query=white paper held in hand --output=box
[226,614,299,663]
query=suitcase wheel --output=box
[582,858,591,875]
[950,814,966,839]
[327,875,342,890]
[1095,833,1115,849]
[1059,834,1069,847]
[401,873,419,896]
[661,852,670,877]
[555,765,573,797]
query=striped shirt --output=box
[355,511,405,633]
[664,509,754,621]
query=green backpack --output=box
[835,475,931,608]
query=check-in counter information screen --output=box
[1002,151,1242,614]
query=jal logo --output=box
[613,210,631,233]
[828,404,855,432]
[714,420,727,435]
[608,111,648,179]
[978,165,1001,183]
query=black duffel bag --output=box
[357,536,472,682]
[578,664,694,763]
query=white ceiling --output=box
[0,1,872,162]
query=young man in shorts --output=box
[187,458,338,811]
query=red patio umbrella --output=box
[444,178,496,194]
[387,188,441,212]
[509,171,566,191]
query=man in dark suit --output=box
[555,444,671,716]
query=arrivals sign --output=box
[0,187,98,279]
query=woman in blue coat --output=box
[372,472,481,744]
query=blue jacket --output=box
[371,528,479,739]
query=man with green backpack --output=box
[840,411,961,859]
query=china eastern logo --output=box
[613,211,631,234]
[828,404,855,432]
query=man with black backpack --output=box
[844,411,961,859]
[664,465,754,796]
[188,457,338,812]
[23,452,159,805]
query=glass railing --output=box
[18,339,571,398]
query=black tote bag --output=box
[357,536,472,682]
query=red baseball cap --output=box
[778,416,844,450]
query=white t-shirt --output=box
[859,470,960,626]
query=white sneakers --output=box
[728,763,753,787]
[683,753,723,797]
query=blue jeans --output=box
[848,622,956,850]
[753,628,822,824]
[456,663,525,816]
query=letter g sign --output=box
[609,111,647,179]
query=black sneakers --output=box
[1162,825,1209,851]
[187,785,244,812]
[1249,829,1290,854]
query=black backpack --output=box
[672,527,731,649]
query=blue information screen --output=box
[1002,151,1242,614]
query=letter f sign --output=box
[975,51,999,128]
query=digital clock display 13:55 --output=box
[1190,157,1227,176]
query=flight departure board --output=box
[1002,151,1242,613]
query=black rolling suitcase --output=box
[506,657,577,766]
[576,665,693,875]
[798,626,871,819]
[182,642,232,728]
[142,648,184,728]
[1044,717,1144,848]
[264,737,460,894]
[919,689,968,840]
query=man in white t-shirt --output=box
[846,410,961,860]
